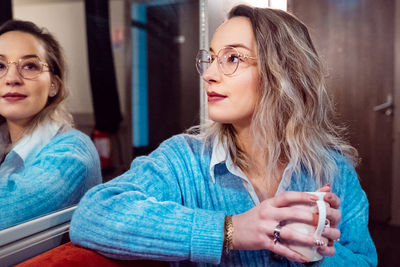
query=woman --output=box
[0,20,101,230]
[70,5,377,266]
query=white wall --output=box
[12,0,126,115]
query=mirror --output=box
[0,0,200,232]
[0,0,128,230]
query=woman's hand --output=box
[231,191,323,262]
[316,185,341,257]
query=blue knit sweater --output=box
[70,134,377,266]
[0,127,101,230]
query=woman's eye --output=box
[0,62,6,70]
[22,62,40,71]
[226,54,240,63]
[210,55,216,63]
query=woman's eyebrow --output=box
[229,44,252,51]
[209,44,252,53]
[21,54,40,59]
[0,54,39,59]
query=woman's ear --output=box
[49,79,60,97]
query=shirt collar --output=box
[12,120,61,161]
[209,135,249,183]
[209,135,225,183]
[209,134,294,194]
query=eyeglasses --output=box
[0,56,50,79]
[196,46,256,76]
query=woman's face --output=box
[0,31,55,127]
[202,16,259,129]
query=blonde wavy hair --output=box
[194,5,358,187]
[0,20,73,135]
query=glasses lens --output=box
[196,50,211,75]
[219,47,240,75]
[0,59,7,78]
[19,58,43,79]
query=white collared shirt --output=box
[208,135,293,204]
[0,121,61,176]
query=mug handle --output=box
[314,197,326,237]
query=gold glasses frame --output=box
[196,46,256,76]
[0,56,50,80]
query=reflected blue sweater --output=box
[0,126,101,229]
[70,134,377,266]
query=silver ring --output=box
[273,223,283,244]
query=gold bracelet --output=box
[224,215,234,254]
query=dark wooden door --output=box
[289,0,394,223]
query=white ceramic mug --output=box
[285,192,328,262]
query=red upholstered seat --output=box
[16,242,169,267]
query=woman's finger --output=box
[271,191,319,208]
[316,184,331,193]
[326,206,341,228]
[317,243,336,256]
[268,239,309,262]
[277,225,323,247]
[269,206,317,225]
[322,226,341,244]
[324,192,340,209]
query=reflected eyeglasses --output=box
[0,56,51,79]
[196,46,256,76]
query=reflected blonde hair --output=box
[193,5,358,186]
[0,20,73,135]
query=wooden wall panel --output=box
[289,0,394,222]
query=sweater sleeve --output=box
[0,130,101,229]
[69,135,226,264]
[322,160,377,266]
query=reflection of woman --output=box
[0,20,101,230]
[70,5,377,266]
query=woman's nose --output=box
[202,59,221,84]
[4,64,23,86]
